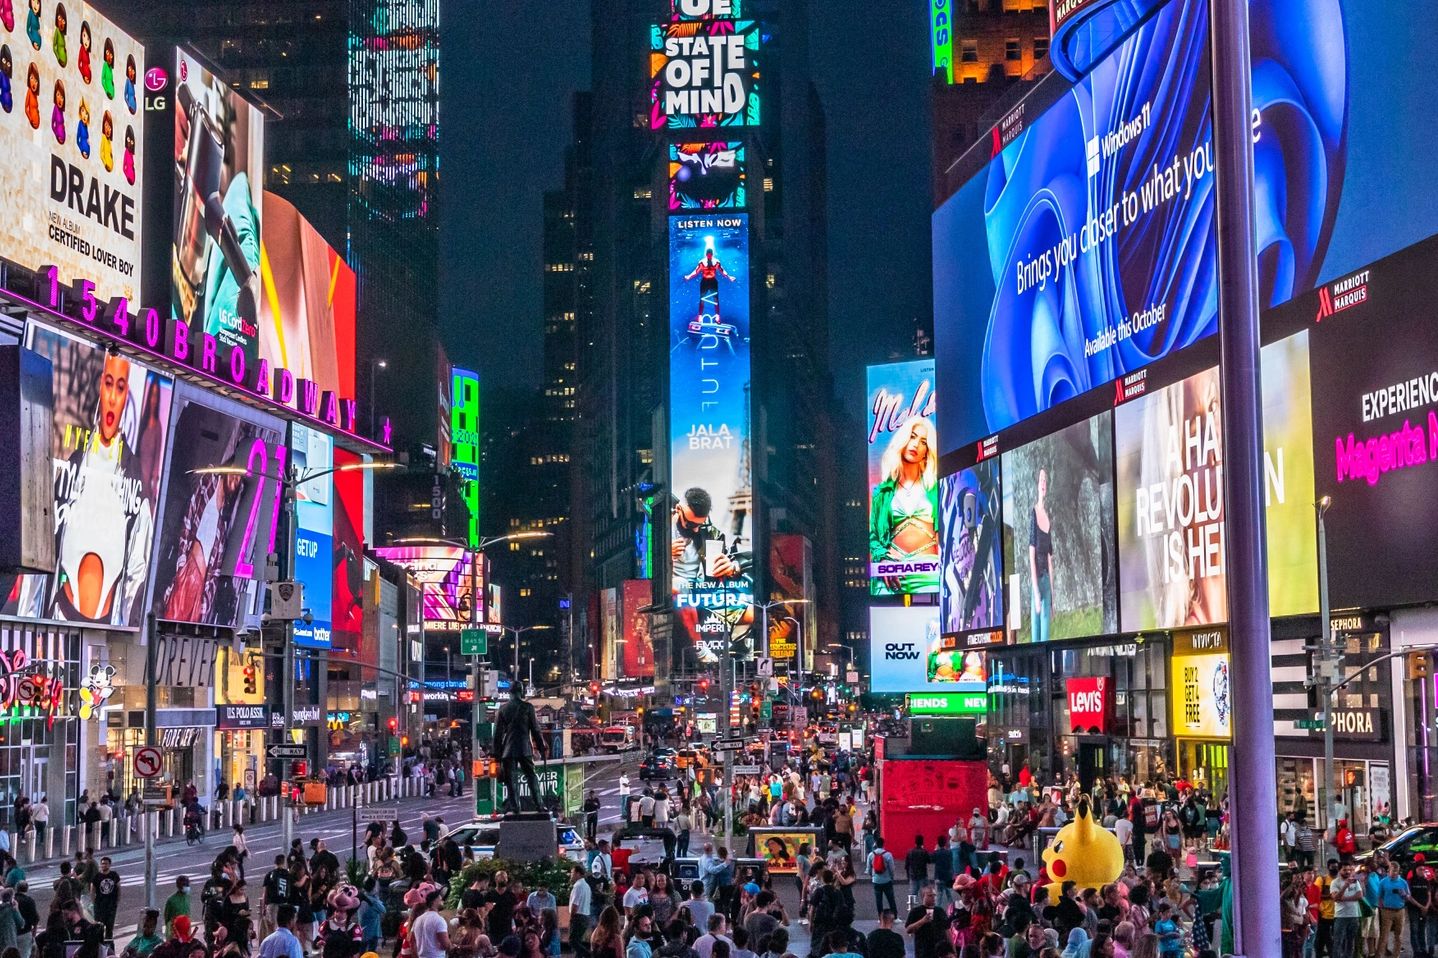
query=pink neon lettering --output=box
[253,359,271,395]
[1333,416,1432,487]
[265,443,287,555]
[343,399,357,431]
[44,266,60,309]
[301,380,319,416]
[170,321,190,362]
[141,308,162,349]
[77,280,97,323]
[276,369,295,405]
[109,298,130,336]
[234,438,269,579]
[200,334,219,374]
[229,346,246,386]
[323,392,339,426]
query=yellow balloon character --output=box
[1041,800,1125,903]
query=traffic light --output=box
[636,706,646,717]
[698,678,711,694]
[811,688,823,701]
[242,664,257,695]
[588,681,601,697]
[387,716,399,734]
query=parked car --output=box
[1360,823,1438,869]
[443,818,587,863]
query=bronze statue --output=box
[494,679,550,815]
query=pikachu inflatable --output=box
[1041,799,1125,903]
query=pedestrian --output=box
[1330,865,1364,958]
[164,877,192,938]
[123,909,164,958]
[905,836,931,902]
[256,904,304,958]
[1406,857,1432,958]
[355,879,383,955]
[904,885,951,958]
[585,792,601,845]
[676,806,693,859]
[569,864,594,958]
[90,857,119,938]
[869,838,897,916]
[13,882,36,958]
[1375,860,1414,958]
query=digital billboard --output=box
[767,534,814,669]
[649,17,762,131]
[151,387,285,628]
[1114,336,1317,628]
[621,580,655,678]
[171,49,265,369]
[668,0,743,19]
[0,0,143,301]
[599,587,618,682]
[451,368,479,549]
[348,0,439,220]
[0,323,172,628]
[930,0,953,83]
[332,448,366,657]
[1304,236,1438,609]
[669,142,746,211]
[939,461,1003,635]
[668,213,752,667]
[868,606,942,695]
[258,192,358,399]
[1001,413,1117,643]
[866,360,939,595]
[935,0,1438,458]
[371,544,481,633]
[290,423,333,649]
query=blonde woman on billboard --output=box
[868,415,940,595]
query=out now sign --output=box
[1066,677,1111,734]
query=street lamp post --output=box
[754,598,809,662]
[783,616,806,702]
[189,457,401,870]
[1315,496,1338,860]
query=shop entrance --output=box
[1178,740,1230,797]
[1078,740,1108,792]
[23,755,47,804]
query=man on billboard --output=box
[869,417,940,595]
[683,241,737,320]
[671,487,752,664]
[51,352,155,624]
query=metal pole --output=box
[143,612,157,909]
[1317,501,1334,865]
[1210,0,1281,950]
[721,621,734,845]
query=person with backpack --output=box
[262,856,292,939]
[806,869,842,958]
[870,838,897,915]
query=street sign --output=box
[357,805,401,823]
[755,657,773,678]
[461,628,488,656]
[714,740,744,753]
[732,764,762,775]
[142,787,169,807]
[134,746,163,780]
[1295,718,1326,730]
[267,744,307,760]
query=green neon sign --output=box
[452,368,481,549]
[906,691,986,716]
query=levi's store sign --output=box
[12,264,389,449]
[1066,676,1111,733]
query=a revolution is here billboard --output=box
[668,213,753,667]
[866,360,940,596]
[0,0,144,300]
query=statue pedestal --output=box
[498,816,556,862]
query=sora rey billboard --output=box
[866,360,939,596]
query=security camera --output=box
[302,610,315,625]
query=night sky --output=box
[453,2,934,407]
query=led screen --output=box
[935,0,1438,457]
[290,423,333,649]
[621,580,655,678]
[1001,413,1117,643]
[150,387,285,628]
[332,448,366,658]
[1,323,172,629]
[649,18,762,131]
[451,368,479,549]
[939,461,1003,635]
[258,192,358,399]
[867,360,939,596]
[1114,336,1317,628]
[767,534,814,670]
[668,213,752,667]
[371,544,481,632]
[669,0,743,19]
[868,606,942,695]
[0,0,144,301]
[669,142,746,211]
[171,49,265,369]
[600,587,618,682]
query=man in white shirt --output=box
[409,888,450,958]
[619,773,631,801]
[569,864,594,956]
[590,840,614,879]
[1115,812,1134,857]
[640,790,657,827]
[694,913,734,958]
[654,790,670,827]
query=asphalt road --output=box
[28,755,642,948]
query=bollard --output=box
[44,826,54,860]
[61,825,72,857]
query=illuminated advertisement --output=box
[371,545,481,633]
[599,587,617,682]
[170,49,265,368]
[1114,336,1316,628]
[258,192,358,399]
[868,606,942,695]
[669,142,746,211]
[332,448,366,657]
[767,534,814,669]
[290,423,333,649]
[1001,414,1117,643]
[649,17,762,131]
[621,580,655,678]
[451,368,480,549]
[935,0,1438,458]
[939,461,1003,635]
[1,323,172,628]
[866,360,939,595]
[1170,628,1230,740]
[668,214,752,666]
[151,387,285,628]
[348,0,439,219]
[930,0,953,83]
[928,637,987,690]
[669,0,743,19]
[0,0,144,302]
